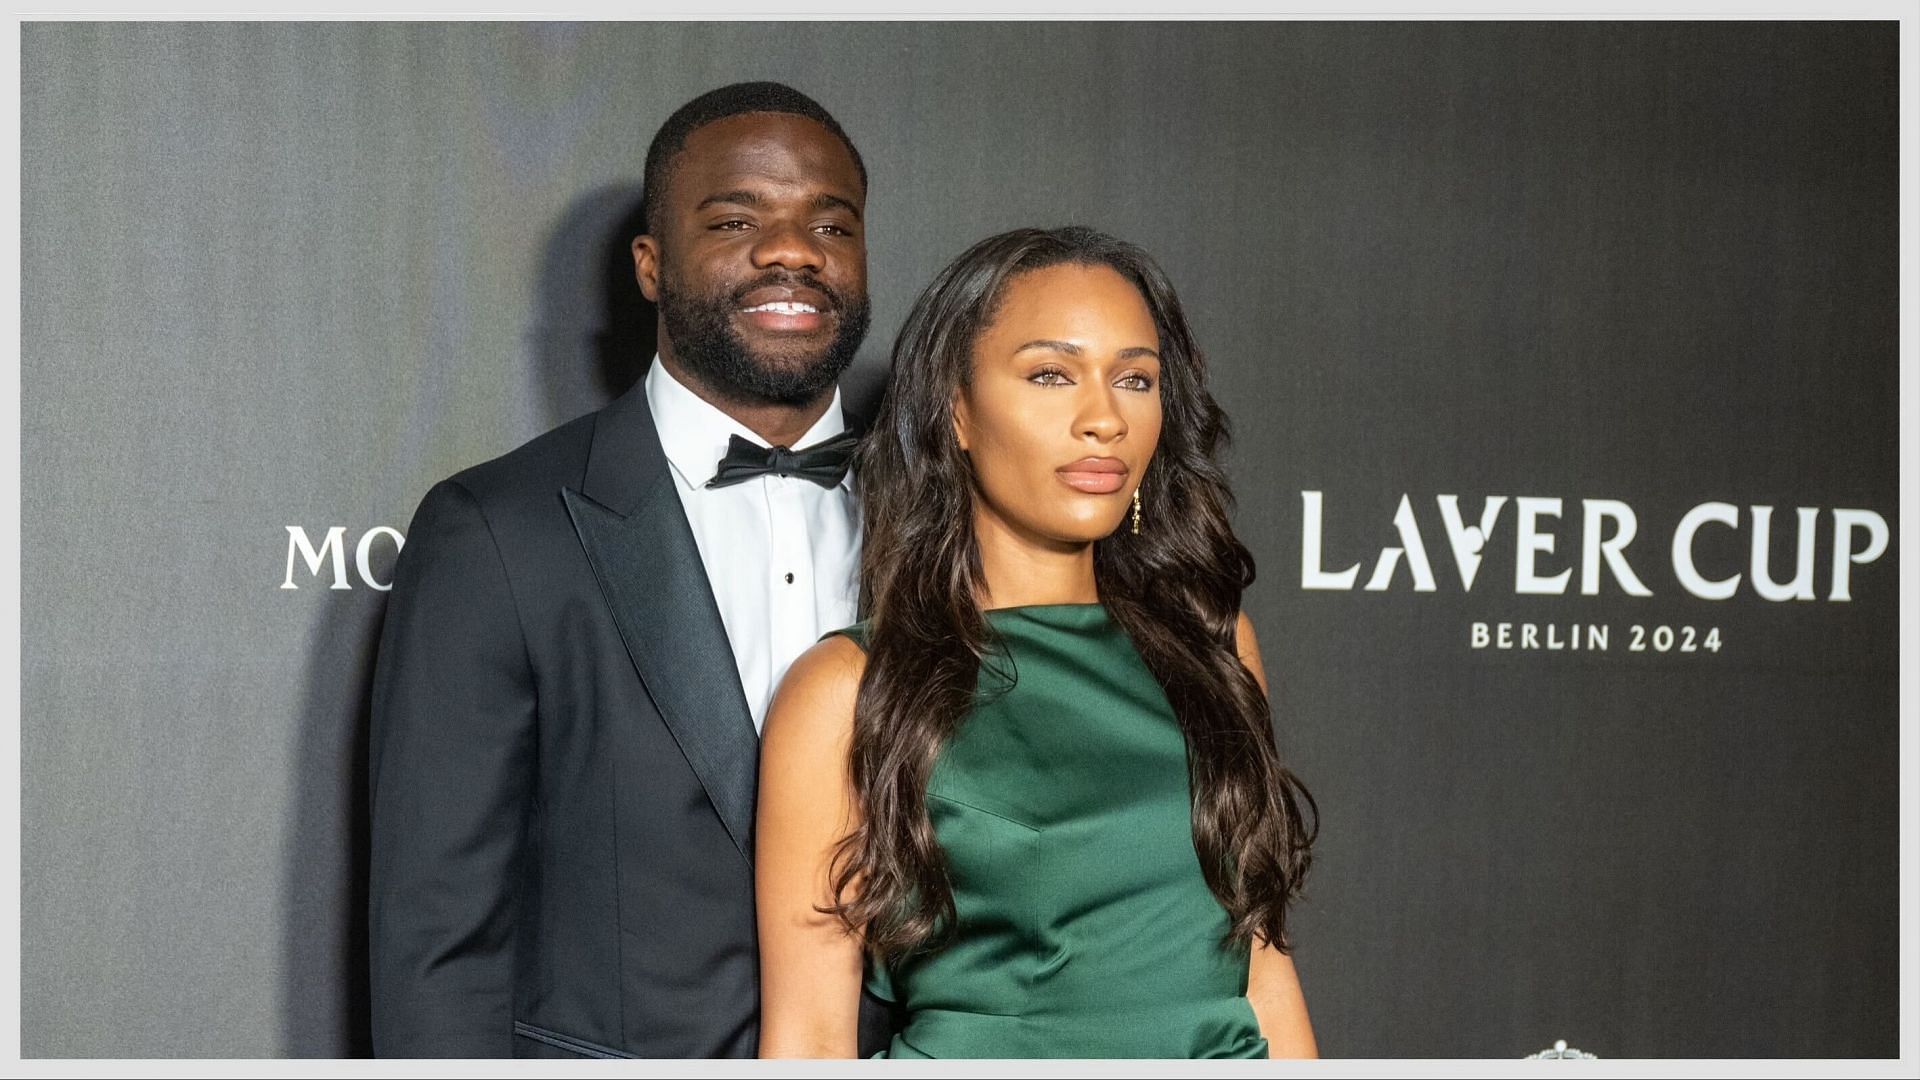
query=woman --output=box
[755,226,1318,1058]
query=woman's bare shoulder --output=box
[763,634,868,749]
[1236,610,1260,649]
[1235,610,1269,694]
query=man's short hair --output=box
[641,81,867,236]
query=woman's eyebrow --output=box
[1012,340,1160,361]
[1013,339,1081,356]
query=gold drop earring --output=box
[1131,487,1143,535]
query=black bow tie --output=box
[704,430,858,490]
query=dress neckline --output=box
[983,601,1103,612]
[981,601,1110,624]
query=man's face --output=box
[633,112,870,408]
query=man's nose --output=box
[750,220,825,272]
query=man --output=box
[368,82,890,1058]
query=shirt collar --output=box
[644,355,850,493]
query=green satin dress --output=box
[831,603,1269,1059]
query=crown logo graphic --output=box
[1527,1039,1598,1059]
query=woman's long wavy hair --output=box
[827,225,1316,960]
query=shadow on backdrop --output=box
[282,584,385,1056]
[532,183,657,429]
[276,186,661,1057]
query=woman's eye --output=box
[1119,373,1155,392]
[1030,367,1072,386]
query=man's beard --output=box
[656,263,871,407]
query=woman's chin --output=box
[981,500,1129,548]
[1042,517,1131,546]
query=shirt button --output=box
[784,572,795,584]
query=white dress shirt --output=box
[644,356,862,734]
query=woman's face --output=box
[954,262,1164,547]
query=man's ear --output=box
[632,234,661,303]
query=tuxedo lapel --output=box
[563,384,758,864]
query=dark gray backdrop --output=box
[21,21,1898,1058]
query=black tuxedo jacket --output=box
[367,380,892,1058]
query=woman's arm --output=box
[1236,611,1320,1059]
[755,635,870,1058]
[1248,940,1318,1058]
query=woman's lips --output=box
[1056,457,1129,495]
